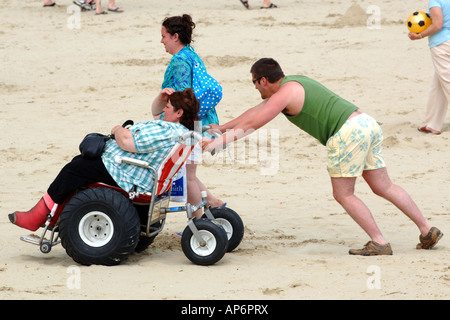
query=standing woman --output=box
[409,1,450,134]
[157,14,224,214]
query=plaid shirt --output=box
[102,120,187,193]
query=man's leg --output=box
[362,167,431,236]
[331,176,387,245]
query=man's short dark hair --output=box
[250,58,285,83]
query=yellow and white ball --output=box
[407,11,432,33]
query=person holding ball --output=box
[409,0,450,134]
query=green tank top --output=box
[281,75,358,145]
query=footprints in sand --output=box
[111,57,168,67]
[140,226,332,297]
[202,55,255,68]
[146,226,327,255]
[112,55,255,70]
[237,226,330,255]
[263,280,312,296]
[0,145,61,162]
[380,121,449,150]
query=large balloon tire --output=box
[202,207,244,252]
[59,187,140,266]
[181,219,228,266]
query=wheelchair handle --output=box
[200,125,224,155]
[202,125,222,138]
[178,130,203,144]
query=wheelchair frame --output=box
[20,130,216,253]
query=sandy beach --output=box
[1,0,449,301]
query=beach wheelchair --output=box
[19,129,244,266]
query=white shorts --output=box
[187,143,202,163]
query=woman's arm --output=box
[151,88,175,119]
[111,125,137,153]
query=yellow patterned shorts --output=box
[326,113,385,177]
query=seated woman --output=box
[9,88,199,232]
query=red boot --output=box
[9,193,55,231]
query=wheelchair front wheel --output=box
[202,207,244,252]
[181,219,228,266]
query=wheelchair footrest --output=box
[20,234,42,246]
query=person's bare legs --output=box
[332,167,434,248]
[261,0,278,7]
[107,0,123,11]
[331,176,387,245]
[94,0,104,14]
[362,167,431,237]
[186,163,224,219]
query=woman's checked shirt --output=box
[102,120,187,193]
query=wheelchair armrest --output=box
[115,156,152,169]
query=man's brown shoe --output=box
[416,227,443,249]
[349,241,393,256]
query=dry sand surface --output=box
[1,0,449,300]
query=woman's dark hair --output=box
[169,88,199,130]
[162,14,196,46]
[250,58,285,83]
